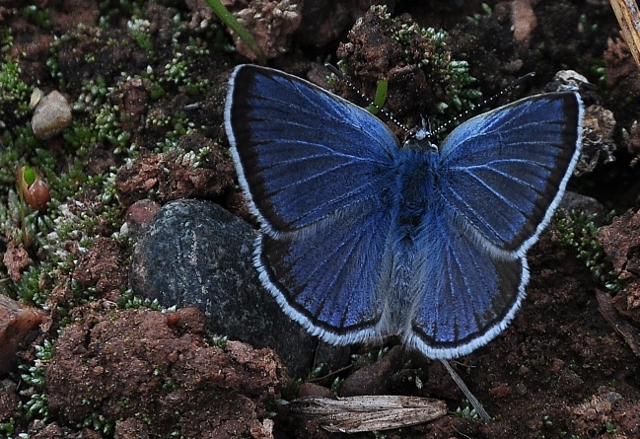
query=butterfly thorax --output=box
[394,149,441,245]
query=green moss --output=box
[455,399,481,421]
[159,52,212,96]
[555,210,621,291]
[0,57,33,123]
[385,9,480,114]
[128,17,155,58]
[16,340,54,424]
[79,410,115,436]
[150,111,198,152]
[98,0,146,29]
[0,416,15,436]
[117,288,164,311]
[340,5,481,130]
[66,76,132,151]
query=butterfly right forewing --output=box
[435,93,583,253]
[404,93,583,358]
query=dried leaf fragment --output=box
[289,395,447,433]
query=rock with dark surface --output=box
[130,199,329,378]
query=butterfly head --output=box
[403,119,439,153]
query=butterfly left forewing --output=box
[226,65,401,344]
[226,65,399,234]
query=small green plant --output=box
[350,346,390,369]
[203,0,266,63]
[205,334,228,349]
[367,80,389,114]
[330,376,344,395]
[467,3,493,26]
[21,5,52,30]
[455,399,480,421]
[163,378,179,392]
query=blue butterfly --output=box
[225,64,584,359]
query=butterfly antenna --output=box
[432,72,536,138]
[325,64,412,135]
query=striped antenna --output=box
[431,72,536,138]
[325,64,412,136]
[326,64,536,144]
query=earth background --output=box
[0,0,640,438]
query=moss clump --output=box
[0,57,33,124]
[555,210,621,292]
[385,6,480,115]
[336,5,481,132]
[15,340,55,425]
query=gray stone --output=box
[31,90,72,140]
[129,199,332,378]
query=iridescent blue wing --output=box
[437,93,584,253]
[225,65,398,343]
[226,64,399,233]
[404,93,583,358]
[406,210,527,359]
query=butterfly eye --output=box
[414,126,430,141]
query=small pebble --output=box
[121,199,161,242]
[340,345,403,396]
[0,295,46,374]
[31,90,72,140]
[557,368,584,392]
[29,88,43,110]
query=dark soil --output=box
[0,0,639,438]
